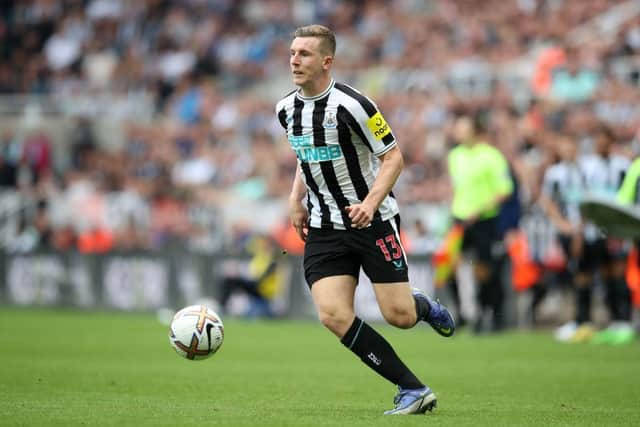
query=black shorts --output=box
[558,235,611,273]
[303,216,409,287]
[458,216,503,263]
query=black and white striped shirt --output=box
[541,160,585,227]
[580,153,629,198]
[275,79,399,230]
[541,154,630,240]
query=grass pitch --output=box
[0,308,638,426]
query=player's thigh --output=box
[372,281,414,318]
[311,275,358,313]
[311,275,358,336]
[577,238,607,275]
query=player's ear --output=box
[322,55,333,70]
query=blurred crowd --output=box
[0,0,639,258]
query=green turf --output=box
[0,308,638,426]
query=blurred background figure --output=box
[540,128,632,343]
[219,234,284,318]
[539,134,592,342]
[582,125,633,344]
[447,114,514,333]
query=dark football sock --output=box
[575,286,592,324]
[341,317,424,390]
[413,294,431,323]
[609,278,632,321]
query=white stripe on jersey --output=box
[579,153,630,197]
[276,79,399,230]
[542,155,630,241]
[541,161,584,225]
[388,216,408,264]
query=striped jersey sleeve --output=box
[333,83,396,156]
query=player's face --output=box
[290,37,328,88]
[557,137,577,161]
[595,133,611,155]
[453,117,473,143]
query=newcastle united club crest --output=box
[323,111,337,129]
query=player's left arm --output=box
[347,145,403,228]
[341,92,398,228]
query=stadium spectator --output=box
[21,128,51,183]
[6,198,52,253]
[68,117,97,171]
[0,139,17,188]
[219,234,284,318]
[550,47,600,104]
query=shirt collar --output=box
[296,79,335,101]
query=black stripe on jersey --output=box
[381,131,394,145]
[294,96,333,228]
[335,82,376,117]
[293,97,304,136]
[337,105,382,221]
[313,97,352,228]
[338,105,373,152]
[337,106,370,200]
[300,162,333,228]
[277,107,288,130]
[551,181,560,199]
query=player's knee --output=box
[574,273,591,287]
[318,309,353,337]
[381,304,416,329]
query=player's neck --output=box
[462,138,479,146]
[299,75,332,98]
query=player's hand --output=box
[346,203,374,229]
[570,234,584,258]
[289,200,309,241]
[557,220,578,235]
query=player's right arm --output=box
[289,163,309,241]
[538,168,575,235]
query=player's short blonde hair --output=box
[293,25,336,56]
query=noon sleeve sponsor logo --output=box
[366,112,391,140]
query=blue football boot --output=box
[413,288,455,337]
[383,386,437,415]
